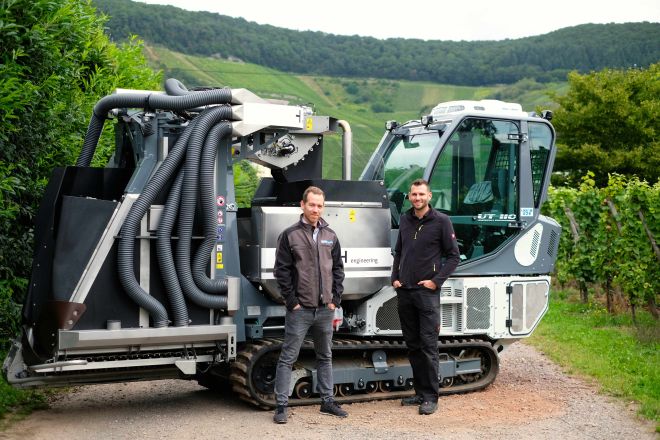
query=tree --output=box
[551,64,659,186]
[0,0,161,345]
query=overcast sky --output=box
[137,0,659,41]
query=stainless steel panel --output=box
[58,324,236,350]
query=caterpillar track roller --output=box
[3,81,560,408]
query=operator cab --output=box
[360,100,555,264]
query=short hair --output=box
[410,178,430,191]
[302,186,325,202]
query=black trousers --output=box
[396,287,440,402]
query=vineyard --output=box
[543,173,660,319]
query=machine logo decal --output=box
[477,213,517,221]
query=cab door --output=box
[427,117,521,263]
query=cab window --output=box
[429,118,520,262]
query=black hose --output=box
[164,78,190,96]
[76,87,232,167]
[176,107,232,310]
[192,122,232,294]
[156,169,189,327]
[116,116,200,327]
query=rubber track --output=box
[229,337,499,409]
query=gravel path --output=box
[0,342,656,440]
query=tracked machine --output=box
[3,81,560,408]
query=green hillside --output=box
[145,45,565,178]
[95,0,660,86]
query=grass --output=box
[527,291,660,430]
[0,350,49,428]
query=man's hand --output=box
[327,303,336,311]
[417,280,437,290]
[392,280,402,289]
[293,304,301,310]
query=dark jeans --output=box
[274,306,335,406]
[396,287,440,403]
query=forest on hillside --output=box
[92,0,660,86]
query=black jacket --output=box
[274,215,344,310]
[391,207,460,290]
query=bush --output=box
[0,0,161,351]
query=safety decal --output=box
[216,252,223,264]
[216,195,225,207]
[217,210,224,224]
[305,117,313,131]
[349,209,356,223]
[217,225,225,241]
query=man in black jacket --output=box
[272,186,347,424]
[391,178,460,415]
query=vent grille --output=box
[375,296,401,331]
[466,287,491,330]
[440,285,453,297]
[441,304,453,328]
[530,230,541,258]
[441,304,460,330]
[440,285,463,332]
[548,230,558,257]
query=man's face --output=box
[409,183,432,211]
[301,192,325,225]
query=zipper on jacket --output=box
[314,228,323,304]
[414,224,423,239]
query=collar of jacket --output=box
[404,207,437,221]
[298,214,329,230]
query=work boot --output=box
[419,401,438,415]
[401,395,424,406]
[273,405,288,424]
[320,399,348,418]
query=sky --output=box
[138,0,660,41]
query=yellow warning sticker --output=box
[349,209,356,223]
[306,117,313,131]
[216,263,224,269]
[216,252,223,263]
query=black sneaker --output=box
[419,401,437,415]
[320,400,348,418]
[401,395,424,406]
[273,405,288,424]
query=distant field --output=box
[144,45,565,178]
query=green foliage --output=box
[528,294,660,426]
[544,174,660,309]
[234,161,259,208]
[93,0,660,86]
[0,373,48,424]
[0,0,161,351]
[552,64,660,185]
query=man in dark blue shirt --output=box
[391,178,460,415]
